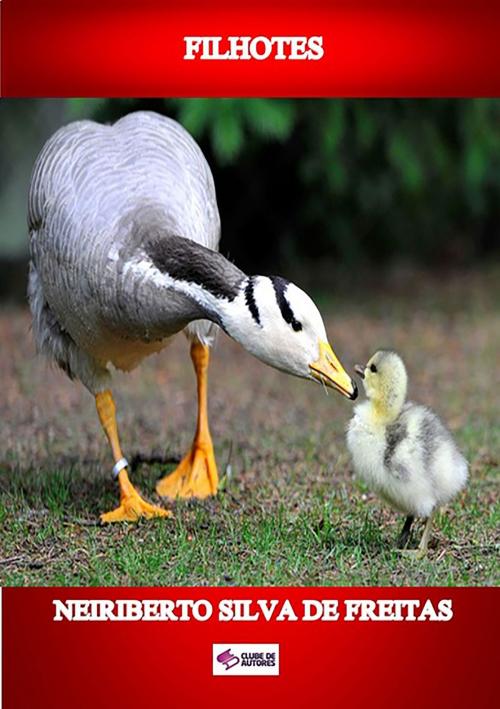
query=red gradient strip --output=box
[3,587,498,708]
[1,1,500,96]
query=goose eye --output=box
[370,364,377,373]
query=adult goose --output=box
[28,111,357,523]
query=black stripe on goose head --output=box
[146,233,245,301]
[244,276,261,326]
[270,276,303,332]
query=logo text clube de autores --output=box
[184,36,324,61]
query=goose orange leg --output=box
[156,342,219,499]
[96,390,171,522]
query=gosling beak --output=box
[310,341,358,400]
[354,364,366,379]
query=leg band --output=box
[112,457,129,479]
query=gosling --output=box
[346,351,468,557]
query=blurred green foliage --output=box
[72,98,500,270]
[2,99,499,274]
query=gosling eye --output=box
[370,364,378,373]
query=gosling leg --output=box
[416,512,435,558]
[397,515,414,548]
[399,513,435,559]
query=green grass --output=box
[0,454,497,586]
[0,269,499,586]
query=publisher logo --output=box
[212,644,280,676]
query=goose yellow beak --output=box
[309,341,358,400]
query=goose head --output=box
[219,275,358,400]
[142,233,356,399]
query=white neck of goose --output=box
[143,235,332,380]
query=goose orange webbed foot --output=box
[156,341,219,500]
[100,495,171,523]
[156,441,219,499]
[95,390,172,523]
[100,479,171,523]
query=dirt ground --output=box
[0,268,498,585]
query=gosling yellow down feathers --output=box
[346,351,468,557]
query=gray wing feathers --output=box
[27,264,111,391]
[28,112,221,390]
[29,112,220,249]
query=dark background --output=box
[1,98,499,300]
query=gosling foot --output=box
[398,548,428,560]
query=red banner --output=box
[2,0,500,97]
[2,587,497,707]
[1,3,498,706]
